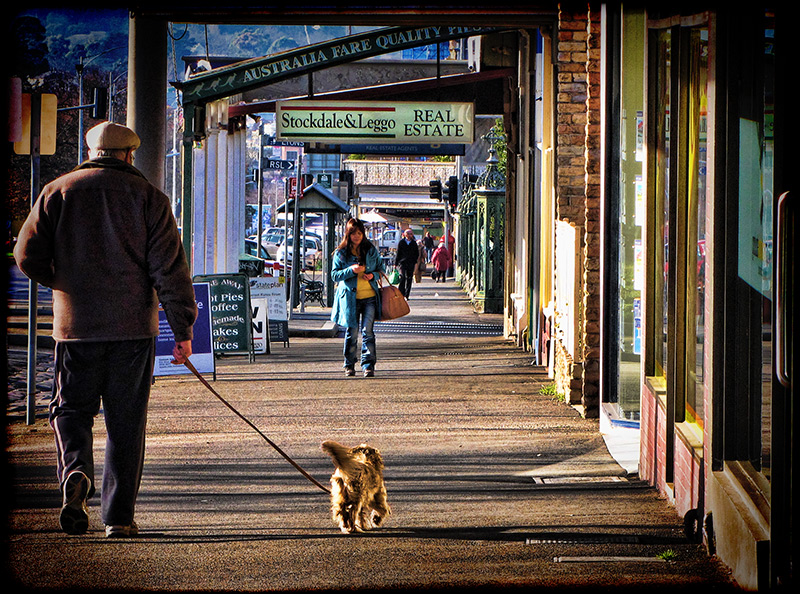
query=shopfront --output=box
[613,6,796,589]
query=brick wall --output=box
[553,3,601,417]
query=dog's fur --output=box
[321,441,390,534]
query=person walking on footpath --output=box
[431,240,452,283]
[331,218,386,377]
[13,121,198,538]
[414,235,427,283]
[394,228,419,299]
[422,231,435,262]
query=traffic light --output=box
[92,87,108,119]
[429,179,442,201]
[443,176,458,209]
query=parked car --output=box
[376,227,424,255]
[262,231,285,251]
[276,235,322,268]
[244,239,284,275]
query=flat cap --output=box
[86,121,141,151]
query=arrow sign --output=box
[264,158,295,170]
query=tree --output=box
[11,16,49,77]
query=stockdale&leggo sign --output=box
[276,100,474,144]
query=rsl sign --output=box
[276,100,474,145]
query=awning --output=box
[359,210,388,223]
[277,182,350,213]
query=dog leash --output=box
[181,358,331,494]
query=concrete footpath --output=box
[4,277,739,592]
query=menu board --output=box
[193,274,253,358]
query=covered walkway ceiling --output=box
[129,4,559,27]
[228,67,514,118]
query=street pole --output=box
[289,154,303,315]
[76,59,84,163]
[257,124,265,247]
[26,94,42,425]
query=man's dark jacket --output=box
[394,237,419,270]
[14,158,197,343]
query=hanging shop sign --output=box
[181,26,500,104]
[276,100,474,145]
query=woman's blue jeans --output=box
[344,296,378,370]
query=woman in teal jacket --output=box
[331,218,386,377]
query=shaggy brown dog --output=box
[321,441,391,534]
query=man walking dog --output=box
[14,121,197,537]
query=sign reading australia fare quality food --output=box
[276,101,474,145]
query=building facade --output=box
[124,4,794,589]
[531,5,795,590]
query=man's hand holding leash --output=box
[171,341,193,365]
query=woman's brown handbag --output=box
[378,272,410,320]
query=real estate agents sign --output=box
[276,100,474,145]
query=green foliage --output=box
[539,382,565,402]
[491,118,508,178]
[656,549,678,562]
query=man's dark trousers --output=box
[49,338,155,526]
[398,265,414,298]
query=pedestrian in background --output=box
[431,240,452,283]
[414,236,427,283]
[443,230,456,278]
[331,218,385,377]
[13,121,198,538]
[423,231,435,262]
[394,228,419,299]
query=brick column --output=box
[553,3,601,418]
[582,4,602,417]
[556,8,589,228]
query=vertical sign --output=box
[193,274,254,358]
[249,276,290,348]
[154,283,215,376]
[13,93,58,156]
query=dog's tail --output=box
[321,441,364,477]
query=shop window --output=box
[647,26,672,385]
[724,14,775,480]
[605,9,646,421]
[645,15,711,477]
[683,28,709,428]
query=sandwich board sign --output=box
[193,273,254,360]
[154,282,215,377]
[249,276,289,352]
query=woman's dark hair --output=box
[336,218,374,263]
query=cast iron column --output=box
[127,14,167,190]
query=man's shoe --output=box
[345,367,355,377]
[364,368,375,378]
[105,521,139,538]
[60,470,91,535]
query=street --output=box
[4,279,738,591]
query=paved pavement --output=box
[4,276,740,592]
